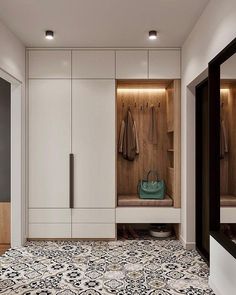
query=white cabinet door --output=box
[28,50,71,78]
[29,80,71,208]
[149,50,181,79]
[72,50,115,78]
[116,50,148,78]
[72,80,115,208]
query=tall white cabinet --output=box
[28,50,116,239]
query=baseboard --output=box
[208,277,222,295]
[180,235,196,250]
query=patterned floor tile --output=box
[0,240,214,294]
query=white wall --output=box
[0,19,26,246]
[221,53,236,79]
[209,237,236,295]
[181,0,236,248]
[0,20,25,82]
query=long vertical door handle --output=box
[69,153,74,208]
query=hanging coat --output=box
[118,109,139,161]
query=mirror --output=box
[220,53,236,244]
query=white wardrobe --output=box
[28,50,116,238]
[27,49,181,239]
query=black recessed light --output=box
[45,30,54,40]
[149,30,158,40]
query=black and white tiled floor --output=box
[0,240,214,294]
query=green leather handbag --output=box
[138,170,165,199]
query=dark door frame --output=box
[209,37,236,259]
[195,78,209,262]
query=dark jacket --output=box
[118,109,139,161]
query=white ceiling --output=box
[0,0,209,48]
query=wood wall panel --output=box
[220,83,236,198]
[228,87,236,195]
[220,91,229,195]
[166,84,174,132]
[173,80,181,208]
[0,202,10,244]
[117,82,168,195]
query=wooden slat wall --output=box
[117,82,168,195]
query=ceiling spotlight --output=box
[149,30,157,40]
[45,30,54,40]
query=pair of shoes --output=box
[221,224,234,240]
[121,225,139,239]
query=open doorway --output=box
[0,67,25,250]
[0,77,11,254]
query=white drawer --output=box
[72,223,115,239]
[116,207,181,223]
[29,209,71,223]
[28,224,71,238]
[72,209,115,223]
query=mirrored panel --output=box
[220,53,236,244]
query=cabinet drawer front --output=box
[72,224,115,239]
[149,50,180,79]
[116,50,148,79]
[72,209,115,223]
[72,50,115,78]
[116,207,180,223]
[28,224,71,238]
[29,209,71,223]
[28,50,71,78]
